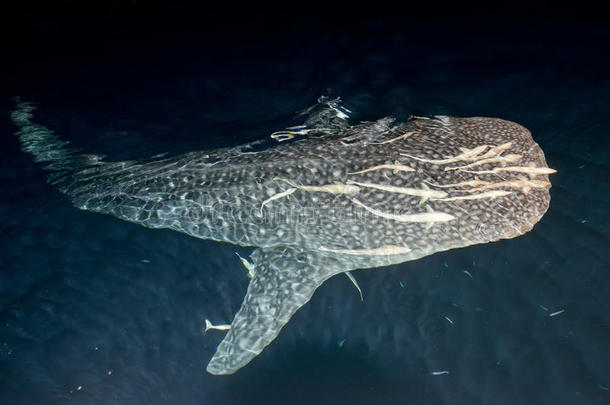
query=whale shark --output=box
[11,97,555,375]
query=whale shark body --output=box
[12,98,555,374]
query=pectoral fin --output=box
[206,247,340,375]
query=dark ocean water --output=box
[1,17,609,405]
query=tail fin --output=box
[11,100,143,214]
[11,100,189,230]
[11,100,106,191]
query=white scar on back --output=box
[348,160,415,175]
[274,178,361,194]
[350,198,455,223]
[318,245,412,255]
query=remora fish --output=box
[11,97,555,374]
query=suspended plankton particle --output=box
[549,309,565,317]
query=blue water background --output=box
[1,21,609,404]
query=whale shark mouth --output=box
[12,98,555,375]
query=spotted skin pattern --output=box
[12,100,554,374]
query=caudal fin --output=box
[11,100,106,189]
[11,100,190,231]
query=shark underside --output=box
[11,98,555,374]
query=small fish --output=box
[337,339,346,348]
[205,319,231,332]
[443,262,449,268]
[140,259,150,263]
[539,305,549,311]
[399,281,405,288]
[463,270,473,278]
[444,316,454,324]
[549,309,565,317]
[430,370,450,376]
